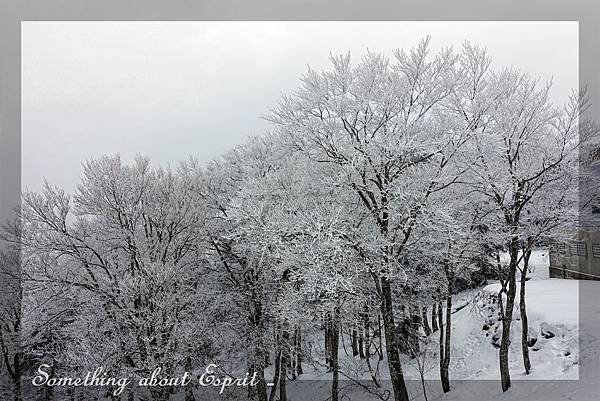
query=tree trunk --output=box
[184,357,196,401]
[520,247,532,374]
[380,276,410,401]
[438,299,450,393]
[438,296,452,393]
[411,307,421,355]
[279,330,289,401]
[422,307,432,336]
[251,297,268,401]
[398,315,415,356]
[268,348,281,401]
[499,237,519,392]
[290,326,298,378]
[289,343,296,381]
[363,307,371,358]
[9,357,22,401]
[420,374,429,401]
[431,304,439,333]
[331,311,340,401]
[358,326,365,359]
[438,301,444,381]
[351,328,359,356]
[377,314,384,361]
[296,327,303,375]
[324,316,332,369]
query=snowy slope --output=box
[450,278,579,380]
[435,280,598,401]
[399,249,579,384]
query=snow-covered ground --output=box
[425,249,579,381]
[434,281,599,401]
[432,278,579,381]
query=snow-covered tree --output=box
[15,155,211,401]
[267,38,491,401]
[463,68,582,391]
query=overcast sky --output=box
[22,21,578,193]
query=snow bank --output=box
[482,279,579,327]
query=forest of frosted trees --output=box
[1,38,597,401]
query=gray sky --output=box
[22,21,578,193]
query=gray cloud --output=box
[22,21,578,193]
